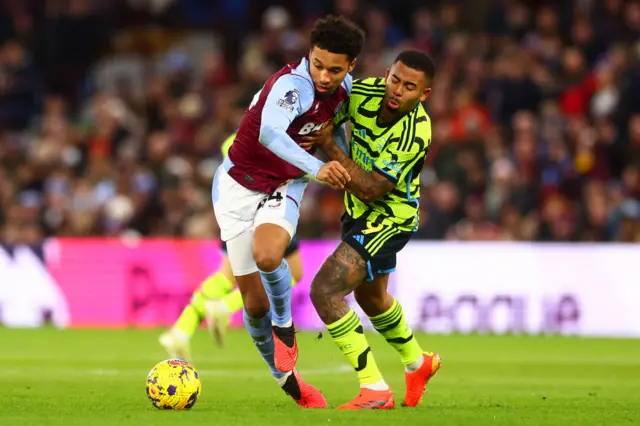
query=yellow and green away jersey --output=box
[335,77,432,232]
[221,133,236,158]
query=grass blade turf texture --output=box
[2,328,638,425]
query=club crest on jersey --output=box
[277,89,299,111]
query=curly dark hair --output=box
[310,15,365,60]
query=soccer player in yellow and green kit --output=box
[159,134,304,361]
[300,50,441,410]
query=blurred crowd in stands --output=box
[0,0,639,243]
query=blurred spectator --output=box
[0,0,639,243]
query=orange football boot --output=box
[273,324,298,373]
[281,369,327,408]
[403,352,441,407]
[338,387,395,410]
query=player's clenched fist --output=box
[317,161,351,190]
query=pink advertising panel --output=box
[3,239,638,336]
[45,238,336,329]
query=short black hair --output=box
[310,15,365,61]
[394,50,436,83]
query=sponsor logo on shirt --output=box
[277,89,299,112]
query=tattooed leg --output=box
[310,242,388,392]
[310,242,368,324]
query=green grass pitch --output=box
[2,328,639,425]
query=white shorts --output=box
[211,158,308,245]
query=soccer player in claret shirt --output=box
[160,133,305,359]
[210,16,365,408]
[301,50,441,410]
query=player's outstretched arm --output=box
[258,76,327,176]
[258,75,349,189]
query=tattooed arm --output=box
[310,242,368,324]
[321,140,394,203]
[302,124,393,203]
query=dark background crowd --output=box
[0,0,639,244]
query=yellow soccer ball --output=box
[146,359,202,410]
